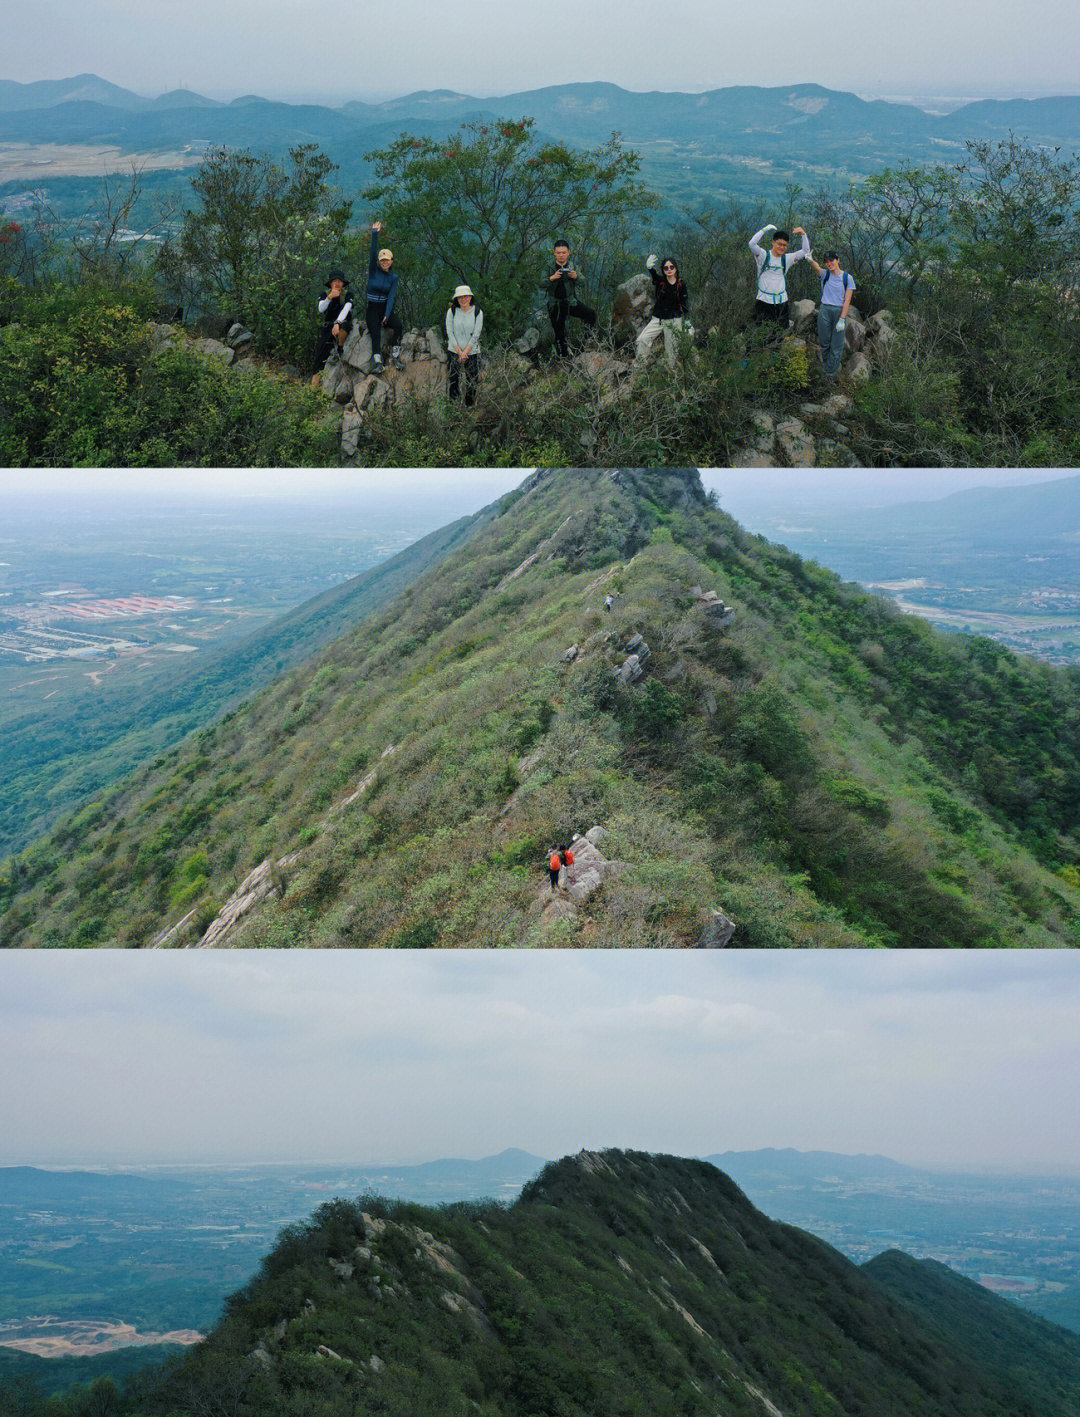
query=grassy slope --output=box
[1,507,491,858]
[114,1151,1063,1417]
[2,469,1078,947]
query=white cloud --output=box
[3,952,1079,1172]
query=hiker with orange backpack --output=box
[547,844,576,891]
[548,848,563,891]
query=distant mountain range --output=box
[3,74,1079,211]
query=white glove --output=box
[836,318,847,331]
[764,223,777,231]
[646,254,658,270]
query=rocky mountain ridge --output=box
[96,1149,1080,1417]
[3,469,1078,947]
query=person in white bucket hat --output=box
[445,284,483,405]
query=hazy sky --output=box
[7,1,1078,101]
[5,469,1072,543]
[3,952,1078,1172]
[1,469,524,510]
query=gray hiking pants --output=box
[817,303,847,378]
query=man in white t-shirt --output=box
[748,223,811,329]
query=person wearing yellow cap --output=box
[445,284,483,405]
[366,221,403,371]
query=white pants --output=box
[635,316,687,368]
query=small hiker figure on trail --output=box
[312,271,352,386]
[604,593,615,613]
[548,848,563,891]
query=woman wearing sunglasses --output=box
[635,254,692,368]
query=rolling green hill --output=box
[29,1149,1080,1417]
[2,469,1078,947]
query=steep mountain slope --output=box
[3,469,1078,947]
[92,1150,1080,1417]
[865,1249,1080,1415]
[2,505,491,857]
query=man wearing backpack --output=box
[548,848,564,892]
[748,223,811,329]
[808,249,856,378]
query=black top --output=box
[547,263,582,304]
[649,267,689,318]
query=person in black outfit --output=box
[546,239,596,357]
[366,221,403,371]
[635,254,691,367]
[312,271,352,381]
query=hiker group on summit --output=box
[314,219,857,397]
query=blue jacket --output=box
[367,230,398,317]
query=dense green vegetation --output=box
[0,1346,181,1403]
[865,1249,1080,1415]
[4,470,1078,946]
[0,275,337,466]
[2,128,1078,466]
[7,1151,1076,1417]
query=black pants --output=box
[549,300,596,356]
[549,867,560,889]
[314,321,348,369]
[366,301,403,358]
[448,354,480,406]
[752,300,789,329]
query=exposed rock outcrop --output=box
[194,850,300,948]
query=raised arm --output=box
[788,228,811,265]
[749,224,775,258]
[369,226,380,277]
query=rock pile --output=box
[615,632,651,685]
